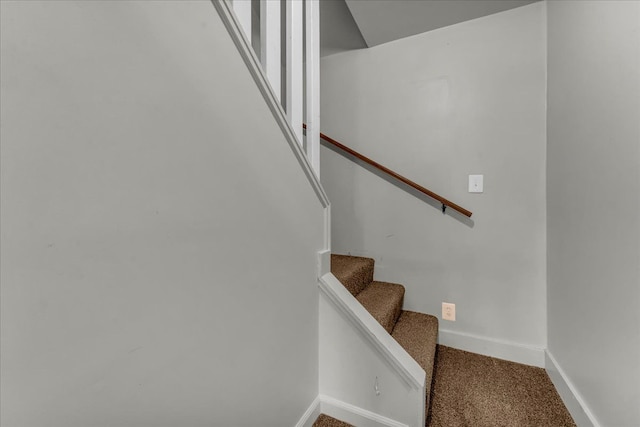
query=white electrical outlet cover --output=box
[442,302,456,321]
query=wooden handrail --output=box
[305,125,473,218]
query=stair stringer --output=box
[319,273,426,427]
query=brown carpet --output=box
[331,254,439,411]
[391,310,439,413]
[312,414,353,427]
[356,281,405,334]
[313,346,575,427]
[325,254,575,426]
[331,254,374,297]
[427,345,576,427]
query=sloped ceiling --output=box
[320,0,367,57]
[324,0,539,52]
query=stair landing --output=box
[313,414,353,427]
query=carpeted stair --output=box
[319,254,576,427]
[330,254,439,418]
[313,345,577,427]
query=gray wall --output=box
[0,2,324,426]
[547,1,640,426]
[320,3,547,356]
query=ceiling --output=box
[320,0,540,56]
[320,0,368,57]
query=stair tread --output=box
[391,310,439,412]
[331,254,374,297]
[356,281,405,334]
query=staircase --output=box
[329,253,439,423]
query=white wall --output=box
[0,2,325,426]
[320,3,547,364]
[546,1,640,426]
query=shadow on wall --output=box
[322,141,475,229]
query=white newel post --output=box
[286,0,304,144]
[305,0,320,176]
[231,0,252,42]
[260,0,281,102]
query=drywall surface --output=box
[345,0,539,47]
[0,2,324,426]
[320,3,547,360]
[320,0,367,57]
[546,1,640,426]
[319,275,425,427]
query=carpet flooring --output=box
[427,345,575,427]
[314,345,576,427]
[312,414,353,427]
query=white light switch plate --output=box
[469,175,483,193]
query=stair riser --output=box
[330,254,374,297]
[348,264,374,296]
[330,254,439,423]
[355,281,405,335]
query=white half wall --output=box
[320,3,547,361]
[319,274,425,427]
[0,1,325,426]
[546,1,640,426]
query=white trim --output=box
[304,0,320,176]
[324,204,331,253]
[295,395,322,427]
[320,395,409,427]
[318,273,425,390]
[438,328,545,367]
[211,0,329,209]
[230,0,251,41]
[545,350,601,427]
[317,249,331,278]
[260,0,281,102]
[285,0,303,144]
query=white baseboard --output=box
[307,352,600,427]
[545,350,600,427]
[438,329,546,367]
[320,395,409,427]
[296,395,409,427]
[295,396,321,427]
